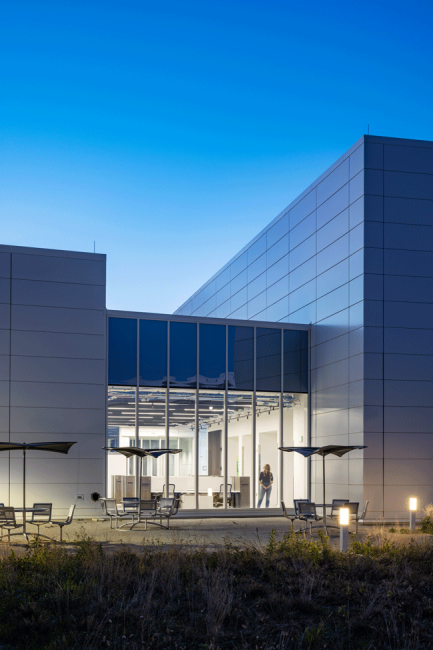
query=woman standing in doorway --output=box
[257,464,273,508]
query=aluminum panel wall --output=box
[176,135,433,519]
[0,246,107,516]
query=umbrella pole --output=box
[23,449,26,535]
[322,455,326,532]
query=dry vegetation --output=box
[0,529,433,650]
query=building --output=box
[0,133,432,519]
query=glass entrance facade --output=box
[107,314,309,511]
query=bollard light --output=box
[339,507,349,552]
[409,497,417,531]
[208,488,213,497]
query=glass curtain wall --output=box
[107,316,309,510]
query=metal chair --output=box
[28,503,52,536]
[281,501,297,529]
[162,484,176,497]
[298,502,323,536]
[354,500,369,535]
[151,497,180,530]
[0,507,23,543]
[129,499,158,530]
[51,505,75,542]
[100,498,130,529]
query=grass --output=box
[0,530,432,649]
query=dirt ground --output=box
[0,514,429,552]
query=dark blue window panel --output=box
[384,197,433,226]
[170,321,197,388]
[139,320,167,387]
[228,326,254,390]
[256,328,281,392]
[364,169,383,196]
[199,324,226,389]
[384,145,433,174]
[384,249,433,278]
[283,330,308,393]
[108,317,137,385]
[384,223,433,252]
[384,171,433,201]
[384,302,433,329]
[365,143,383,170]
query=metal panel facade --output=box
[176,135,433,519]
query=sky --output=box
[1,0,433,313]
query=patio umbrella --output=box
[0,441,77,534]
[103,446,183,496]
[278,445,367,528]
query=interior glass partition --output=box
[198,391,224,508]
[138,389,166,494]
[168,390,196,506]
[227,393,253,508]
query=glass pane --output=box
[139,320,167,387]
[282,393,309,510]
[256,393,279,508]
[138,389,166,494]
[228,393,253,508]
[108,318,137,385]
[168,390,195,508]
[169,321,197,388]
[199,391,224,509]
[228,326,254,390]
[107,386,136,501]
[256,328,281,392]
[199,324,226,389]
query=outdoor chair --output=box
[121,497,140,521]
[151,497,180,530]
[128,498,158,530]
[354,500,369,535]
[28,503,52,536]
[162,483,179,498]
[51,505,75,543]
[214,484,232,507]
[298,502,323,536]
[101,498,132,529]
[281,501,300,529]
[0,507,23,543]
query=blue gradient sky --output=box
[2,0,432,312]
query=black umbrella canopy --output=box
[103,446,182,459]
[0,441,76,454]
[278,444,367,530]
[278,445,367,458]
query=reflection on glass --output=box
[199,324,225,389]
[107,386,136,500]
[168,390,195,508]
[169,322,197,388]
[256,328,281,392]
[228,326,253,390]
[139,320,167,387]
[283,330,308,393]
[199,392,224,508]
[227,393,253,508]
[108,318,137,385]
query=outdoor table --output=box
[2,507,53,542]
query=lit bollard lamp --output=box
[339,507,349,552]
[409,497,417,531]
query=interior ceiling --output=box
[108,389,300,429]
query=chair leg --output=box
[8,529,10,545]
[356,520,358,536]
[59,526,63,543]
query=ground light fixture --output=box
[339,507,349,552]
[409,497,417,531]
